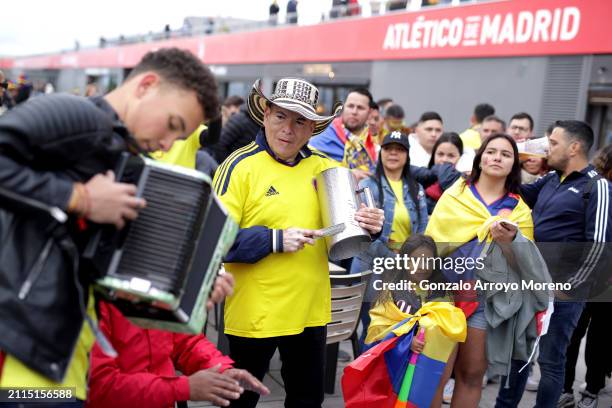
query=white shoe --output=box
[482,373,488,389]
[576,390,598,408]
[526,372,539,391]
[442,378,454,404]
[558,392,575,408]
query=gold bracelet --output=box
[67,183,82,214]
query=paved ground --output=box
[190,316,612,407]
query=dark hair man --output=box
[376,97,394,116]
[367,102,384,143]
[222,95,246,126]
[479,115,506,142]
[410,111,443,167]
[382,104,411,137]
[460,102,495,150]
[309,87,377,181]
[509,112,535,143]
[207,103,261,163]
[496,120,611,408]
[0,48,219,401]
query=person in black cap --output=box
[350,130,429,349]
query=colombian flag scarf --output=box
[425,179,534,256]
[343,302,466,408]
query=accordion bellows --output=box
[85,154,237,333]
[116,167,206,294]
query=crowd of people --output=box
[0,71,38,112]
[0,47,610,408]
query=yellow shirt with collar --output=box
[460,126,482,151]
[150,124,205,168]
[213,141,338,338]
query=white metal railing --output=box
[48,0,484,55]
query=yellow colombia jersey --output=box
[213,136,338,338]
[460,127,482,151]
[150,124,205,168]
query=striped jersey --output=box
[213,131,338,338]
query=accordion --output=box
[84,154,237,334]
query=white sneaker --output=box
[604,376,612,392]
[442,378,454,404]
[482,373,488,389]
[525,372,540,391]
[576,390,598,408]
[558,392,575,408]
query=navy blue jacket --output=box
[520,165,611,296]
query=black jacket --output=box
[206,105,261,163]
[0,94,131,381]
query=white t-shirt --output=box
[456,148,476,172]
[408,133,432,167]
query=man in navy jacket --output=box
[496,120,611,408]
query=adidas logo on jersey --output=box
[265,186,280,196]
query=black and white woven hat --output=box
[247,78,341,135]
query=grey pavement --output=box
[191,315,612,408]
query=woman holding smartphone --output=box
[426,133,534,407]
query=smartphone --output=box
[499,219,518,229]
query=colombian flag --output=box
[342,302,466,408]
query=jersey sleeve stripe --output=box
[214,142,257,193]
[218,145,265,196]
[214,142,257,191]
[568,179,609,286]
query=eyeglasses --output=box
[510,125,530,133]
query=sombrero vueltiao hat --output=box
[247,78,342,135]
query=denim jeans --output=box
[495,301,585,408]
[357,301,372,354]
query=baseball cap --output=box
[381,131,410,151]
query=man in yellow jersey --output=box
[151,115,222,177]
[213,78,384,408]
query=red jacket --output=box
[86,302,233,408]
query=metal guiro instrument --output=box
[316,167,375,261]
